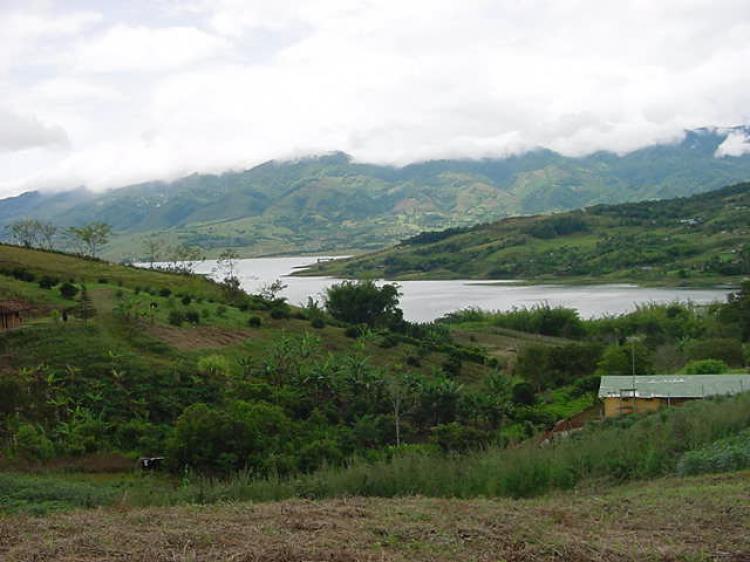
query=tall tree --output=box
[217,248,240,281]
[7,219,42,248]
[37,221,58,250]
[142,237,165,268]
[67,222,112,258]
[78,286,97,324]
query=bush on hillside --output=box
[677,429,750,476]
[683,359,729,374]
[59,282,79,299]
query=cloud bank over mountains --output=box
[0,0,749,196]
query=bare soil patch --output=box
[146,323,257,350]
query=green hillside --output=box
[305,182,750,285]
[2,129,750,259]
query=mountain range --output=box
[1,127,749,260]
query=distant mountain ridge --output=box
[1,127,750,259]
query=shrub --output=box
[38,275,58,289]
[676,430,750,476]
[431,422,491,452]
[344,325,365,339]
[97,277,108,284]
[185,310,200,324]
[11,267,35,282]
[159,287,172,298]
[181,295,192,306]
[311,318,326,329]
[14,424,54,461]
[683,359,729,374]
[268,302,290,319]
[511,382,535,405]
[197,354,232,377]
[248,315,262,328]
[168,310,185,326]
[216,305,227,317]
[59,282,79,299]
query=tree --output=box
[596,342,652,375]
[37,221,58,250]
[325,280,402,327]
[166,244,203,274]
[6,219,41,248]
[217,248,240,281]
[67,222,112,258]
[142,237,165,268]
[78,286,97,323]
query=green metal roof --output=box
[598,374,750,399]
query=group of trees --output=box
[141,237,205,275]
[5,219,112,258]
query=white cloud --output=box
[0,0,749,195]
[72,24,230,73]
[0,109,69,152]
[716,131,750,157]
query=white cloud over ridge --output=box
[0,0,749,195]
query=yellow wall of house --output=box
[603,397,664,417]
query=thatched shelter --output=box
[0,300,30,331]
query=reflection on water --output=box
[193,256,731,323]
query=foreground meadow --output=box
[1,472,747,561]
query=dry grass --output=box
[1,473,748,561]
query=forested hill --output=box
[303,182,750,284]
[2,128,750,259]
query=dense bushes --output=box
[325,280,402,327]
[677,429,750,476]
[441,304,585,338]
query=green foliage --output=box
[167,401,292,474]
[511,382,535,405]
[686,338,745,366]
[59,282,79,299]
[431,422,491,452]
[515,342,602,391]
[683,359,729,374]
[168,310,185,326]
[596,343,653,375]
[677,429,750,476]
[14,424,54,461]
[78,286,97,322]
[247,315,262,327]
[197,354,232,377]
[325,280,402,327]
[443,304,585,338]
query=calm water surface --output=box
[194,256,731,322]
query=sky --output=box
[1,0,749,197]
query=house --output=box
[598,374,750,418]
[0,300,30,332]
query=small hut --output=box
[0,300,30,332]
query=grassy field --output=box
[0,472,747,561]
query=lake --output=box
[194,256,732,322]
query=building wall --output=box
[602,396,696,417]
